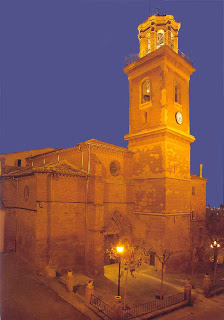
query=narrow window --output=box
[192,186,195,196]
[170,32,174,49]
[141,79,151,104]
[144,112,147,123]
[18,159,21,167]
[175,83,181,104]
[157,30,164,49]
[147,36,150,53]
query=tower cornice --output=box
[124,45,195,80]
[124,125,195,143]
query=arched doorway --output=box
[104,211,133,265]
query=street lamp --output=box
[210,240,221,283]
[116,245,124,297]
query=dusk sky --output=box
[0,0,223,207]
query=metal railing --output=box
[121,292,185,320]
[90,292,186,320]
[90,294,113,319]
[125,39,193,67]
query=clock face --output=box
[175,112,183,124]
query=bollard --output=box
[85,280,94,305]
[204,274,211,297]
[112,296,122,320]
[45,265,56,278]
[184,281,192,304]
[66,271,74,293]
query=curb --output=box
[37,276,102,320]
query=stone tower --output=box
[124,14,196,268]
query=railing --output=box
[125,39,193,67]
[90,292,186,320]
[121,292,185,319]
[90,294,113,319]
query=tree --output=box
[143,244,171,300]
[106,243,142,309]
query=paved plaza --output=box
[0,253,89,320]
[1,252,224,320]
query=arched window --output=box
[170,32,174,49]
[141,79,151,104]
[147,36,150,53]
[174,83,181,104]
[157,29,164,49]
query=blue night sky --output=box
[0,0,223,207]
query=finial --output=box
[153,7,160,16]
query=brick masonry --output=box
[0,14,207,275]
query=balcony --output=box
[125,40,193,67]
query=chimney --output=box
[200,164,203,177]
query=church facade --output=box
[0,14,206,275]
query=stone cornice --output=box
[124,45,195,80]
[124,125,195,143]
[135,211,191,216]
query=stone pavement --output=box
[1,253,224,320]
[78,264,183,308]
[141,262,224,294]
[158,292,224,320]
[0,253,90,320]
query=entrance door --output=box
[150,252,155,266]
[104,234,119,265]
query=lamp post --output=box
[210,240,220,283]
[116,245,124,297]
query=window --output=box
[191,211,196,220]
[24,185,29,201]
[192,186,195,196]
[144,112,147,123]
[174,83,181,104]
[18,159,21,167]
[170,32,174,49]
[141,79,151,104]
[110,161,121,176]
[147,36,150,53]
[157,29,164,49]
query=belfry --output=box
[123,13,206,268]
[0,13,206,274]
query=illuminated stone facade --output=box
[0,14,206,275]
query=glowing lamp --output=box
[116,246,124,254]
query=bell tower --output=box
[124,14,196,262]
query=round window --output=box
[110,161,121,176]
[24,185,29,201]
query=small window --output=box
[110,161,121,176]
[144,112,147,123]
[170,32,174,50]
[147,36,150,53]
[157,29,164,49]
[141,79,151,104]
[24,185,29,201]
[175,83,181,104]
[192,186,195,196]
[18,159,21,167]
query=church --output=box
[0,14,206,275]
